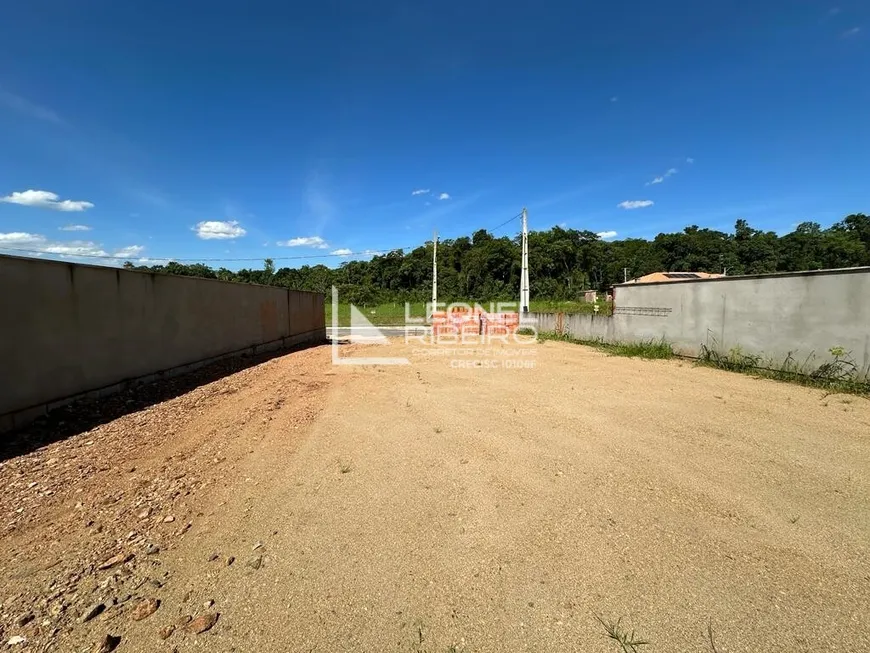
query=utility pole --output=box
[520,208,530,313]
[623,267,628,283]
[432,230,438,307]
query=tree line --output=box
[124,214,870,304]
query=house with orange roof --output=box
[624,271,724,284]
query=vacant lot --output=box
[1,340,868,652]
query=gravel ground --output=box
[2,339,868,652]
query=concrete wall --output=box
[524,267,870,378]
[0,255,326,431]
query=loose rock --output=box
[130,598,160,621]
[15,613,34,627]
[163,515,175,523]
[226,556,235,566]
[95,634,121,653]
[176,615,192,627]
[145,544,160,555]
[98,553,132,570]
[247,555,263,570]
[185,612,219,634]
[80,602,106,623]
[7,635,26,646]
[158,624,175,639]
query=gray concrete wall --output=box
[524,267,870,378]
[0,255,326,431]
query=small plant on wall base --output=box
[698,344,870,396]
[811,346,858,382]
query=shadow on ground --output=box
[0,341,331,463]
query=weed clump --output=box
[538,332,674,360]
[698,344,869,396]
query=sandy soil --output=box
[1,339,868,652]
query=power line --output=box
[0,210,525,264]
[424,211,522,241]
[489,211,523,234]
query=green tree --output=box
[125,212,869,300]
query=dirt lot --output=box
[1,339,869,652]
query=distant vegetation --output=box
[124,214,870,302]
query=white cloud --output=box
[59,224,92,232]
[686,157,695,164]
[438,192,450,200]
[646,168,678,185]
[0,232,45,245]
[610,96,618,103]
[596,230,618,239]
[277,236,330,249]
[842,26,861,37]
[114,245,146,258]
[0,89,62,124]
[193,220,246,240]
[331,248,353,256]
[43,242,110,257]
[618,200,654,210]
[0,231,144,261]
[411,188,430,196]
[1,189,94,212]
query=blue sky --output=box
[0,0,867,268]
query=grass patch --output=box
[538,331,674,360]
[529,299,613,316]
[541,331,870,396]
[698,344,870,397]
[326,302,427,326]
[607,340,675,359]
